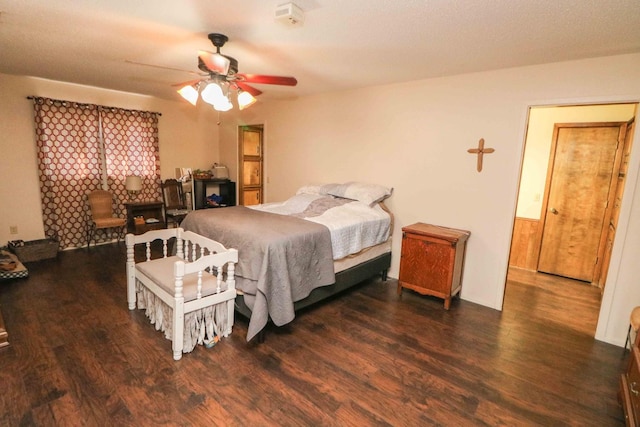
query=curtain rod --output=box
[26,96,162,116]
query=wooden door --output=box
[238,125,263,206]
[537,123,621,282]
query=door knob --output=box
[549,207,558,214]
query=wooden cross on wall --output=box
[467,138,495,172]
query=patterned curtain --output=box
[34,99,103,248]
[33,98,161,249]
[100,107,162,217]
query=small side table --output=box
[398,223,470,309]
[0,306,8,348]
[124,201,166,234]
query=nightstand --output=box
[0,306,8,348]
[397,222,470,309]
[620,311,640,425]
[124,201,166,234]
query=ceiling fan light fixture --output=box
[237,90,257,110]
[213,97,233,112]
[176,33,296,111]
[201,81,224,105]
[177,84,199,106]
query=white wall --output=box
[0,73,221,245]
[3,53,640,348]
[223,53,640,347]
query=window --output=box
[33,97,161,248]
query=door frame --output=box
[501,100,640,346]
[238,124,264,206]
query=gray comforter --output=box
[181,206,335,341]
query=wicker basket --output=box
[9,238,59,262]
[193,173,212,180]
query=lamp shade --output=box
[125,175,143,192]
[238,90,257,110]
[213,97,233,112]
[201,82,224,105]
[177,85,199,106]
[180,78,259,111]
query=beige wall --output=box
[0,73,221,245]
[222,53,640,347]
[2,53,640,348]
[517,104,637,219]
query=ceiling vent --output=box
[275,2,305,26]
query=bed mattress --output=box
[249,193,391,260]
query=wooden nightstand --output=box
[124,201,166,234]
[0,306,8,348]
[397,223,470,309]
[620,321,640,425]
[621,346,640,425]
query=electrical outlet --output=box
[9,225,18,234]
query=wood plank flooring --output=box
[0,245,627,426]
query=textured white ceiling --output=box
[1,0,639,102]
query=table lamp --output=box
[125,175,143,201]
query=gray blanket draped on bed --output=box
[181,206,335,341]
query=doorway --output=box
[238,124,264,206]
[507,103,637,335]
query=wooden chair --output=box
[161,179,189,227]
[126,228,237,360]
[87,190,127,247]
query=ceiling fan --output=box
[176,33,298,111]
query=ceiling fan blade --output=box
[172,79,201,88]
[236,82,263,97]
[198,50,230,75]
[237,74,297,86]
[124,60,202,76]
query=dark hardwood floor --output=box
[0,244,627,426]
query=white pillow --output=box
[296,184,324,195]
[327,182,393,206]
[296,183,341,196]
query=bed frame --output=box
[234,251,391,341]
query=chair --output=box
[126,228,237,360]
[87,190,126,247]
[161,179,189,227]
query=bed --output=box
[180,182,393,341]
